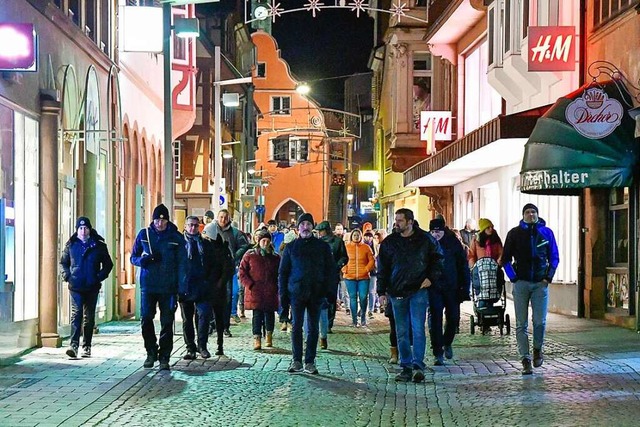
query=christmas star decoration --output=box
[389,2,408,22]
[349,0,368,18]
[269,1,284,22]
[304,0,325,17]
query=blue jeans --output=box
[512,280,549,360]
[69,290,99,348]
[390,288,429,370]
[141,292,177,361]
[368,276,378,312]
[231,273,239,316]
[345,279,369,325]
[291,299,322,364]
[428,287,460,357]
[304,298,329,339]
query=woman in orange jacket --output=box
[342,229,375,327]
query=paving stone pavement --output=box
[1,302,640,427]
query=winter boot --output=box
[253,335,262,351]
[266,332,273,347]
[389,347,399,364]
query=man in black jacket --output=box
[180,216,233,360]
[60,217,113,359]
[378,209,444,383]
[279,213,336,375]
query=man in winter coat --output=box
[279,213,337,374]
[131,204,187,371]
[377,208,444,383]
[502,203,559,375]
[203,209,250,335]
[427,218,470,366]
[60,217,113,359]
[180,216,233,360]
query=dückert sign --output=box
[565,87,623,139]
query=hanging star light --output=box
[349,0,368,18]
[268,0,284,22]
[389,2,409,22]
[304,0,325,17]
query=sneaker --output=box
[199,348,211,359]
[66,344,78,358]
[81,346,91,358]
[434,356,445,366]
[223,329,232,337]
[522,358,533,375]
[443,345,453,360]
[159,360,170,371]
[395,367,413,382]
[320,338,328,349]
[232,315,241,324]
[412,368,425,383]
[215,347,224,356]
[533,349,544,368]
[280,322,288,332]
[303,363,319,374]
[143,352,157,368]
[183,351,196,360]
[288,360,303,373]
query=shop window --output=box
[609,187,629,265]
[412,52,432,131]
[593,0,634,28]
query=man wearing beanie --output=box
[60,217,113,359]
[279,212,337,374]
[131,203,187,371]
[377,208,444,383]
[502,203,559,375]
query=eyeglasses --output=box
[186,223,199,228]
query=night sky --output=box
[271,2,375,109]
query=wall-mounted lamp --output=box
[174,17,200,38]
[248,166,256,174]
[296,82,311,95]
[222,92,240,107]
[222,148,233,159]
[346,193,354,201]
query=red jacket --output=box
[239,248,280,311]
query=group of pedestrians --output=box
[60,201,558,380]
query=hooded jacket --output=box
[501,218,559,283]
[377,227,444,298]
[239,247,281,312]
[130,221,187,294]
[60,230,113,293]
[342,240,375,280]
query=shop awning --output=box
[404,110,543,187]
[520,80,638,195]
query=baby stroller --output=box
[469,257,510,335]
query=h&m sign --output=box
[420,111,452,155]
[528,26,576,72]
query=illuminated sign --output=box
[0,23,37,71]
[565,87,623,139]
[528,26,575,72]
[420,111,452,155]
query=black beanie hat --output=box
[153,204,170,221]
[429,218,445,231]
[297,212,315,226]
[256,229,272,241]
[522,203,539,215]
[76,216,92,230]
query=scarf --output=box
[184,232,205,265]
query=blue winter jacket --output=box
[130,221,187,294]
[60,230,113,293]
[278,235,337,306]
[501,218,559,283]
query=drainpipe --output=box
[577,0,587,319]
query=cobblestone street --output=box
[1,302,640,427]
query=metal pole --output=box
[214,46,222,212]
[163,3,174,214]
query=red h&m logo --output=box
[528,26,575,72]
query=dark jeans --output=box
[291,299,322,364]
[428,288,460,357]
[180,300,211,352]
[210,301,225,351]
[69,290,99,348]
[252,310,275,336]
[223,277,233,330]
[141,292,177,362]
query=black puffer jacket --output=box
[60,230,113,293]
[377,227,444,298]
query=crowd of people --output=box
[60,202,558,380]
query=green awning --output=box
[520,80,637,195]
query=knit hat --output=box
[283,231,297,244]
[76,216,92,230]
[297,212,314,226]
[204,210,214,219]
[429,218,445,231]
[315,220,331,231]
[152,203,170,221]
[478,218,493,234]
[256,230,271,241]
[522,203,539,215]
[267,219,277,226]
